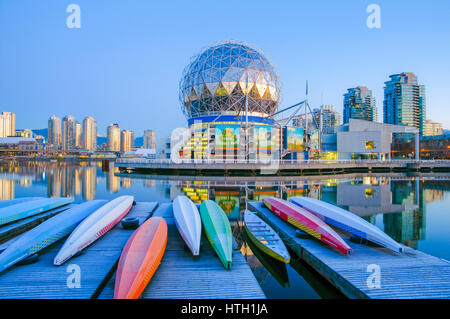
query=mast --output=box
[245,74,249,161]
[305,81,309,160]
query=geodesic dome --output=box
[180,41,281,119]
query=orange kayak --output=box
[114,217,168,299]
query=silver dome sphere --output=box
[179,41,281,119]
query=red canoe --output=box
[263,197,352,255]
[114,217,168,299]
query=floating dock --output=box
[99,203,265,299]
[0,202,157,298]
[248,201,450,299]
[0,202,265,299]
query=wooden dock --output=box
[248,201,450,299]
[99,203,266,299]
[0,201,265,299]
[0,202,158,298]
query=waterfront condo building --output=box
[75,122,82,148]
[343,86,377,124]
[293,105,341,131]
[82,116,97,151]
[383,72,426,135]
[15,129,33,138]
[120,129,134,153]
[107,123,121,152]
[62,115,76,151]
[0,112,16,137]
[423,120,443,136]
[143,129,156,149]
[48,116,62,149]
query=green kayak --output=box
[199,200,233,270]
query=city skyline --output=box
[0,66,445,153]
[1,1,449,137]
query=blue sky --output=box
[1,0,449,139]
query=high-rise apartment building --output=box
[15,129,33,138]
[62,115,76,151]
[423,120,443,136]
[0,112,15,137]
[48,115,62,149]
[383,72,426,135]
[143,129,156,149]
[82,116,97,151]
[293,105,341,131]
[75,122,82,148]
[107,124,121,152]
[343,86,376,123]
[120,129,134,153]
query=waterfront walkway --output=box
[116,159,450,176]
[248,201,450,299]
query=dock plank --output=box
[248,201,450,299]
[98,203,265,299]
[0,202,158,299]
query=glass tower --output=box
[82,116,97,151]
[143,129,156,149]
[383,72,426,135]
[48,115,62,149]
[120,129,134,153]
[107,124,120,152]
[343,86,376,123]
[62,115,76,151]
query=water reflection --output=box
[0,161,449,298]
[0,162,448,251]
[243,232,290,288]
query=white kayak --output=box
[173,195,201,256]
[289,196,404,253]
[54,195,134,265]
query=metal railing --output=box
[115,158,450,165]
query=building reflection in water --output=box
[47,167,61,198]
[61,166,74,198]
[383,179,426,249]
[121,178,132,189]
[0,178,14,200]
[0,161,448,251]
[74,169,81,196]
[107,168,120,193]
[82,166,96,200]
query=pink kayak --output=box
[263,197,352,255]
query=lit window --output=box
[365,189,374,198]
[366,141,375,149]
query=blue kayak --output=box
[0,197,44,209]
[0,197,74,226]
[0,200,107,273]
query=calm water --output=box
[1,160,449,299]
